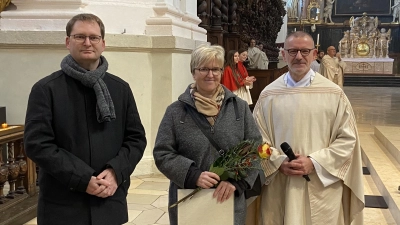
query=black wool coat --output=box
[24,70,147,225]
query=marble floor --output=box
[23,86,400,225]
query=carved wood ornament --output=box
[0,0,11,13]
[236,0,286,61]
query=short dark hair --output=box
[238,48,247,54]
[66,13,105,38]
[318,50,324,54]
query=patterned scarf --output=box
[60,54,116,123]
[190,83,225,126]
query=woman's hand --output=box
[196,171,220,189]
[244,77,253,86]
[213,181,236,203]
[248,76,256,82]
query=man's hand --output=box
[336,53,341,61]
[279,154,314,177]
[95,168,118,198]
[196,171,220,189]
[213,181,236,203]
[86,176,110,196]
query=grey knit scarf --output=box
[61,54,116,123]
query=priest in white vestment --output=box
[320,46,346,88]
[248,39,269,69]
[250,32,364,225]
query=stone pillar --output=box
[0,0,84,31]
[145,0,207,41]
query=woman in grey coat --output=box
[153,44,262,225]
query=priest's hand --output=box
[279,155,314,177]
[196,171,220,189]
[336,53,342,61]
[292,154,315,175]
[213,181,236,203]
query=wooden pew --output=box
[248,65,289,109]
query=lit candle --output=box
[317,34,320,45]
[1,123,7,129]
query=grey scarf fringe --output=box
[61,54,116,123]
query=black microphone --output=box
[280,142,311,182]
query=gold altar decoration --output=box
[356,43,370,56]
[307,0,320,23]
[339,12,391,59]
[0,0,11,13]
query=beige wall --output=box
[0,32,200,175]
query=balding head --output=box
[284,31,315,49]
[327,46,336,57]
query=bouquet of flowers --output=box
[170,140,272,208]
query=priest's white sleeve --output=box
[310,157,340,187]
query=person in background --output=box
[238,48,250,68]
[320,46,346,88]
[258,43,264,52]
[24,13,147,225]
[153,43,262,225]
[316,50,325,63]
[248,39,269,69]
[252,31,364,225]
[310,55,321,72]
[222,50,256,105]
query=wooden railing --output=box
[248,65,289,108]
[0,126,38,225]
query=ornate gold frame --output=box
[307,0,320,23]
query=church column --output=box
[181,0,208,41]
[0,0,84,31]
[145,0,207,41]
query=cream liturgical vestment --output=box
[320,55,346,88]
[253,73,364,225]
[248,47,269,69]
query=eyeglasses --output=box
[195,67,223,76]
[284,48,315,57]
[70,34,103,43]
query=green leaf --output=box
[220,171,230,181]
[209,166,225,176]
[238,170,247,177]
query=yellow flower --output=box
[258,143,272,159]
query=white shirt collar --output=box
[284,69,315,88]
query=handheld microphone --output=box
[280,142,311,182]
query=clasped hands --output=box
[86,168,118,198]
[244,76,256,86]
[279,154,314,178]
[196,171,236,203]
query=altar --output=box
[343,58,394,75]
[338,13,394,75]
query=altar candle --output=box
[317,34,319,45]
[294,28,296,32]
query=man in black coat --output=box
[24,13,147,225]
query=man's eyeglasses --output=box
[195,67,223,76]
[284,48,315,57]
[70,34,103,44]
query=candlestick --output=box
[386,41,389,58]
[317,34,319,45]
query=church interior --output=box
[0,0,400,224]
